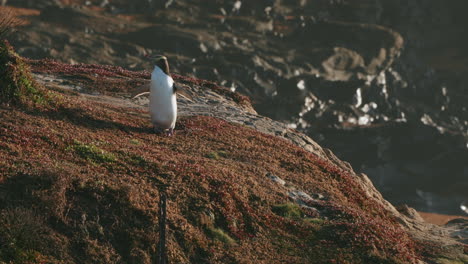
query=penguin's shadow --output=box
[29,107,154,134]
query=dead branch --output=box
[0,9,17,39]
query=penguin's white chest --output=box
[149,67,177,129]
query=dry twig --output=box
[0,9,17,39]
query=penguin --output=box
[150,55,177,136]
[133,55,177,136]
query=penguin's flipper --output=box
[132,92,150,99]
[173,83,193,101]
[131,82,150,98]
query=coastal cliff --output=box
[1,40,466,263]
[3,0,468,215]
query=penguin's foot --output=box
[153,126,174,136]
[166,128,174,137]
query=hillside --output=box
[0,41,466,263]
[4,0,468,217]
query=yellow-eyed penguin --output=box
[146,55,177,136]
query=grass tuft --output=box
[0,40,59,108]
[206,227,235,245]
[271,203,303,219]
[206,152,219,160]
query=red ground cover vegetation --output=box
[0,44,427,263]
[27,58,251,106]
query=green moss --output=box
[271,203,302,219]
[67,140,116,163]
[0,40,57,108]
[205,151,228,160]
[129,139,140,145]
[206,152,219,160]
[206,227,235,245]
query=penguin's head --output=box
[149,55,169,75]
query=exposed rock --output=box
[266,172,285,186]
[445,218,468,245]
